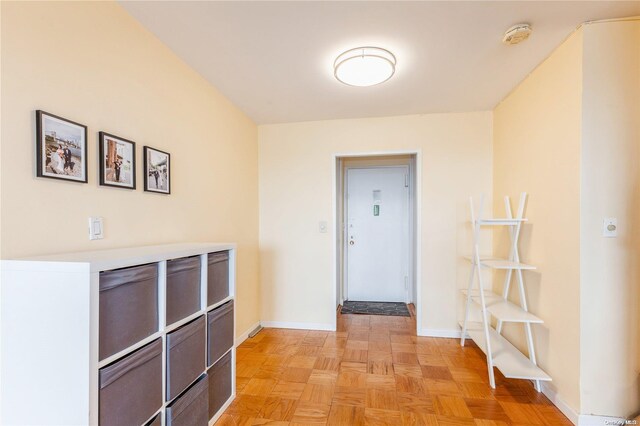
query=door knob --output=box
[349,240,355,245]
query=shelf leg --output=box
[511,193,541,391]
[516,267,541,392]
[496,268,512,335]
[524,317,541,392]
[498,196,515,335]
[460,262,476,347]
[477,256,495,389]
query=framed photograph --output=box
[36,110,88,182]
[143,146,170,194]
[99,132,136,189]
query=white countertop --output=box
[1,242,235,272]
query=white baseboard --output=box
[539,382,630,426]
[419,328,466,338]
[235,321,261,347]
[540,382,579,425]
[577,414,629,426]
[260,321,335,331]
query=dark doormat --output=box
[341,301,410,317]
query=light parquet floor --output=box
[215,307,571,426]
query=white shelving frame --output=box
[460,193,551,391]
[0,242,236,426]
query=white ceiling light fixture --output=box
[334,46,396,87]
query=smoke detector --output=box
[503,24,532,45]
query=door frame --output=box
[343,165,411,303]
[332,150,422,332]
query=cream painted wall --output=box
[493,29,583,413]
[4,3,637,420]
[258,112,493,333]
[0,2,260,337]
[580,20,640,418]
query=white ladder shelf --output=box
[460,192,551,391]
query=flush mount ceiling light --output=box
[334,46,396,87]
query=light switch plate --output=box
[319,221,328,233]
[603,217,617,238]
[89,217,104,240]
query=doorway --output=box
[345,166,409,302]
[334,153,419,319]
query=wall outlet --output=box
[89,217,104,240]
[602,218,617,238]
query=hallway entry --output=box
[345,166,410,303]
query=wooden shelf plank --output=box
[461,289,501,302]
[461,290,543,323]
[481,259,536,270]
[460,321,551,381]
[464,257,536,270]
[476,218,527,226]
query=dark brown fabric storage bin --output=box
[99,338,162,426]
[166,315,206,401]
[166,374,209,426]
[145,413,162,426]
[207,301,234,366]
[207,251,229,306]
[207,350,232,418]
[99,263,159,360]
[166,256,201,326]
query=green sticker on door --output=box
[373,205,380,216]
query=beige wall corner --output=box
[580,19,640,418]
[258,112,493,333]
[493,29,584,414]
[0,2,260,337]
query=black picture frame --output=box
[36,110,88,183]
[99,132,137,190]
[143,146,171,194]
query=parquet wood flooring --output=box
[216,307,571,425]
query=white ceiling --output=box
[120,1,640,124]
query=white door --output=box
[346,167,410,302]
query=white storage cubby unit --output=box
[0,242,236,426]
[460,193,551,391]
